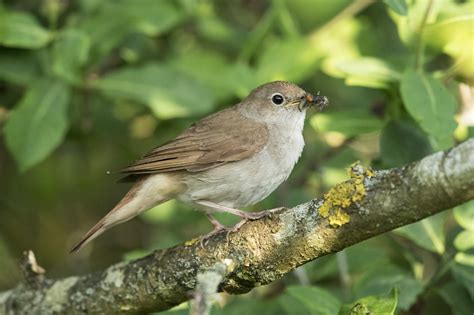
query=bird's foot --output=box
[200,214,227,248]
[226,207,285,239]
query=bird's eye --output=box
[271,93,285,105]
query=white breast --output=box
[178,111,306,209]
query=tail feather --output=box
[69,179,145,254]
[70,220,106,253]
[69,174,179,253]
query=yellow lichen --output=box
[184,237,200,246]
[319,201,331,218]
[328,208,351,227]
[318,161,373,228]
[365,168,375,177]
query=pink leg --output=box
[196,200,284,238]
[200,214,226,247]
[196,200,280,220]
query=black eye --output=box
[271,93,285,105]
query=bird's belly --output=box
[178,135,304,208]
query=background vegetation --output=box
[0,0,472,314]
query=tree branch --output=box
[1,139,473,314]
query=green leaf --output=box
[211,298,284,315]
[121,0,184,37]
[345,241,393,274]
[340,288,398,315]
[453,200,474,231]
[380,119,432,167]
[353,265,423,310]
[94,63,216,119]
[451,264,474,299]
[455,252,474,267]
[79,0,184,61]
[454,230,474,251]
[0,11,52,49]
[310,109,383,137]
[282,286,341,315]
[425,4,474,79]
[0,52,39,85]
[4,79,70,172]
[438,282,474,315]
[256,37,322,83]
[389,0,443,46]
[383,0,408,16]
[169,50,258,101]
[279,293,315,315]
[395,212,446,254]
[324,57,401,89]
[400,70,457,150]
[52,29,91,84]
[79,8,134,61]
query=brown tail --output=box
[69,220,106,253]
[70,173,180,253]
[70,179,146,254]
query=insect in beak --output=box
[298,92,329,112]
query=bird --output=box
[70,81,328,253]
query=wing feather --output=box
[120,107,268,176]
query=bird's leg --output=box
[195,200,248,217]
[200,214,227,247]
[206,213,226,230]
[196,200,280,237]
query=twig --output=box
[415,0,434,70]
[20,250,45,289]
[190,259,235,315]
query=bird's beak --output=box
[297,93,329,112]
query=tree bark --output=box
[1,139,473,315]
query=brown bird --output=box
[70,81,328,253]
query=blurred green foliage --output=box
[0,0,473,314]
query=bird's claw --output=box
[200,226,226,248]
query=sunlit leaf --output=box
[4,79,70,171]
[310,108,383,137]
[455,252,474,267]
[0,11,52,49]
[256,37,323,83]
[52,29,91,83]
[400,70,457,150]
[426,3,474,80]
[380,119,432,167]
[340,288,398,315]
[324,57,400,89]
[453,200,474,231]
[395,212,446,254]
[389,0,443,46]
[454,230,474,251]
[383,0,408,16]
[95,63,216,119]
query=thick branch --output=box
[1,139,473,314]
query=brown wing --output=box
[121,107,269,176]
